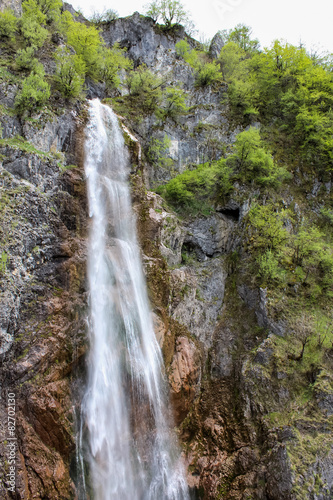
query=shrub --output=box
[35,0,62,22]
[0,9,18,39]
[195,61,221,87]
[158,86,188,120]
[257,249,286,284]
[21,0,49,47]
[157,159,233,214]
[16,47,39,71]
[54,48,86,98]
[15,67,51,114]
[98,44,132,90]
[64,15,102,79]
[126,65,164,113]
[226,127,291,187]
[175,40,222,87]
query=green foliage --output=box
[61,12,102,78]
[157,86,188,120]
[248,203,290,250]
[57,10,132,89]
[126,65,164,113]
[175,40,222,87]
[35,0,62,22]
[22,0,46,23]
[195,60,221,87]
[247,204,333,299]
[157,159,233,214]
[0,9,18,39]
[98,44,132,90]
[0,251,8,274]
[222,34,333,175]
[257,249,286,284]
[14,66,51,114]
[145,0,190,29]
[21,0,49,48]
[226,127,291,187]
[175,40,199,66]
[54,48,86,98]
[147,135,174,170]
[16,47,39,71]
[219,24,260,53]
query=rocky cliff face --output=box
[0,8,332,500]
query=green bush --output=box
[157,159,233,214]
[35,0,62,22]
[0,9,18,39]
[15,67,51,114]
[61,12,102,79]
[226,127,291,187]
[146,135,174,170]
[257,249,286,284]
[126,65,163,113]
[195,61,221,87]
[16,47,39,71]
[98,44,132,90]
[158,86,188,120]
[54,48,86,98]
[175,40,221,87]
[21,0,49,47]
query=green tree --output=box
[15,66,51,114]
[35,0,62,21]
[54,48,86,98]
[98,44,132,90]
[21,0,49,48]
[195,61,221,87]
[145,0,193,31]
[248,204,290,250]
[0,9,18,39]
[227,24,259,52]
[16,47,39,71]
[158,86,188,120]
[227,127,291,187]
[157,159,233,214]
[64,17,103,78]
[126,65,164,113]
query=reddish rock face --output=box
[169,336,201,425]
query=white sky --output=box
[69,0,333,54]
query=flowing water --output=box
[82,99,189,500]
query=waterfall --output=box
[82,99,189,500]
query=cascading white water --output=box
[82,99,190,500]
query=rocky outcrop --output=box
[0,0,22,16]
[0,94,88,498]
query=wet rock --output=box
[22,109,77,156]
[266,444,294,500]
[169,336,201,423]
[185,213,234,259]
[171,258,227,347]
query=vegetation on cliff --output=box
[1,1,333,499]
